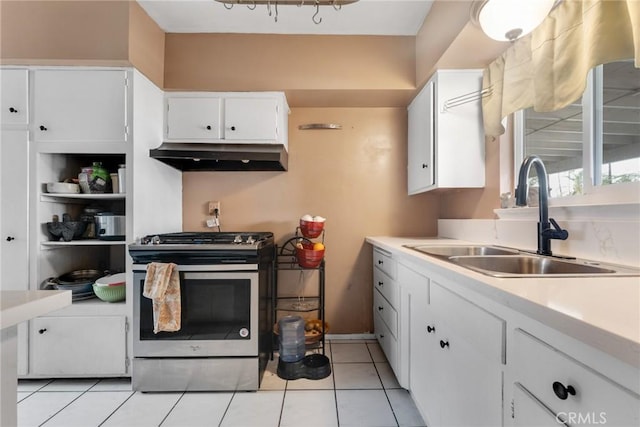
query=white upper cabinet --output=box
[33,69,128,143]
[1,69,29,126]
[407,80,434,193]
[164,92,288,149]
[166,97,222,140]
[407,69,485,194]
[224,97,279,141]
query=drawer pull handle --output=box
[378,306,384,311]
[378,281,384,286]
[38,328,47,334]
[6,236,15,242]
[9,107,18,113]
[422,164,428,168]
[552,381,576,400]
[439,340,449,349]
[378,260,383,265]
[39,125,47,131]
[379,334,384,339]
[427,325,436,333]
[206,125,212,130]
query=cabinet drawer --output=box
[373,248,396,279]
[430,281,505,364]
[513,329,640,426]
[373,266,398,308]
[31,316,127,376]
[374,309,397,371]
[374,288,397,338]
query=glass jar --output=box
[89,161,109,193]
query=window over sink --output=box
[514,60,640,204]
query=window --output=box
[515,60,640,203]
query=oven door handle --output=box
[132,264,258,272]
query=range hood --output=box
[149,143,288,171]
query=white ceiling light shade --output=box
[471,0,557,42]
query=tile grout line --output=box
[367,342,401,427]
[157,391,186,426]
[37,381,100,427]
[328,341,342,427]
[97,389,136,427]
[217,390,237,427]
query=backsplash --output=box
[438,219,640,267]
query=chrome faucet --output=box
[515,155,568,256]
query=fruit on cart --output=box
[313,242,325,251]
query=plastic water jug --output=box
[278,316,305,363]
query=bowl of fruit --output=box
[296,240,325,268]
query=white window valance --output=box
[482,0,640,137]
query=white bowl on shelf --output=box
[46,182,80,194]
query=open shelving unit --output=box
[273,227,326,356]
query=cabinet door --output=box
[407,81,434,195]
[1,130,29,291]
[224,97,279,141]
[406,270,433,424]
[31,316,127,376]
[166,97,222,140]
[33,70,127,143]
[1,69,29,125]
[1,130,29,375]
[429,282,504,427]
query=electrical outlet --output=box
[208,201,221,216]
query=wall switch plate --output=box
[208,201,221,216]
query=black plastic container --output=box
[277,354,331,380]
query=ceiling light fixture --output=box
[215,0,359,24]
[470,0,558,42]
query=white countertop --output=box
[366,236,640,368]
[1,290,72,330]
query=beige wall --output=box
[128,2,165,88]
[0,1,130,64]
[164,33,416,107]
[182,108,439,333]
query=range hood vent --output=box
[149,143,288,171]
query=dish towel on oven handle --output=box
[143,262,181,333]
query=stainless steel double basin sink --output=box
[403,244,640,278]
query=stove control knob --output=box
[246,236,255,245]
[233,235,243,244]
[151,235,161,245]
[239,328,249,338]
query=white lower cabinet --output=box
[399,263,431,419]
[512,328,639,426]
[370,242,638,427]
[31,316,127,376]
[421,281,504,427]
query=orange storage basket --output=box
[296,242,325,268]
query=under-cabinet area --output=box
[367,238,640,427]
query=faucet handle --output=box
[544,218,569,240]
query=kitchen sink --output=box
[403,244,640,277]
[448,255,640,278]
[404,245,520,258]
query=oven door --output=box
[133,265,259,357]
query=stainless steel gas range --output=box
[128,232,274,392]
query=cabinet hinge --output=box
[125,318,129,333]
[125,357,130,369]
[124,75,129,88]
[510,398,515,419]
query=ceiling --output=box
[137,0,435,35]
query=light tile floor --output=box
[17,340,425,427]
